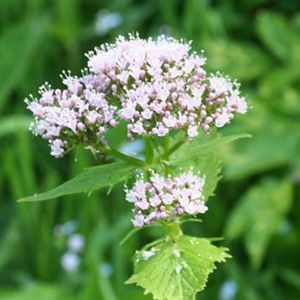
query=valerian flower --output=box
[125,170,207,228]
[26,77,118,157]
[26,34,247,157]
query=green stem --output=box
[162,135,170,154]
[106,147,145,167]
[144,137,154,164]
[163,222,182,241]
[162,139,186,160]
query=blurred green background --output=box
[1,0,300,299]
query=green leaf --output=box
[0,16,49,112]
[183,0,210,38]
[171,132,250,166]
[173,150,221,201]
[256,12,300,62]
[223,106,300,180]
[205,39,271,81]
[171,132,250,200]
[281,269,300,292]
[224,128,300,180]
[225,178,293,268]
[258,65,300,116]
[127,235,230,300]
[18,162,135,202]
[0,284,71,300]
[194,152,221,201]
[0,115,32,138]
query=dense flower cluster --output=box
[125,170,207,228]
[87,35,247,138]
[26,74,118,157]
[26,34,247,157]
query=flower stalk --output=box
[163,221,183,241]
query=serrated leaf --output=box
[127,235,230,300]
[18,162,135,202]
[225,178,292,268]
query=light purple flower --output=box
[125,170,207,227]
[26,34,247,158]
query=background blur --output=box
[1,0,300,299]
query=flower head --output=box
[26,34,247,157]
[87,35,247,139]
[125,170,207,228]
[26,73,118,157]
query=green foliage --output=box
[172,133,250,166]
[18,162,135,202]
[127,235,230,300]
[224,107,300,180]
[1,0,300,299]
[256,11,300,116]
[15,126,244,297]
[205,39,271,81]
[256,12,300,63]
[0,16,49,111]
[172,133,250,199]
[0,284,71,300]
[18,132,247,203]
[0,115,32,138]
[225,178,293,268]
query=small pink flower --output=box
[132,214,145,228]
[86,111,99,123]
[187,125,198,137]
[126,170,207,228]
[50,139,65,157]
[162,194,173,205]
[121,106,135,120]
[215,112,230,128]
[131,122,145,135]
[163,115,177,128]
[26,34,247,157]
[149,195,161,207]
[209,74,232,95]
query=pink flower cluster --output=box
[26,34,247,157]
[26,73,118,157]
[125,170,207,228]
[87,35,247,138]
